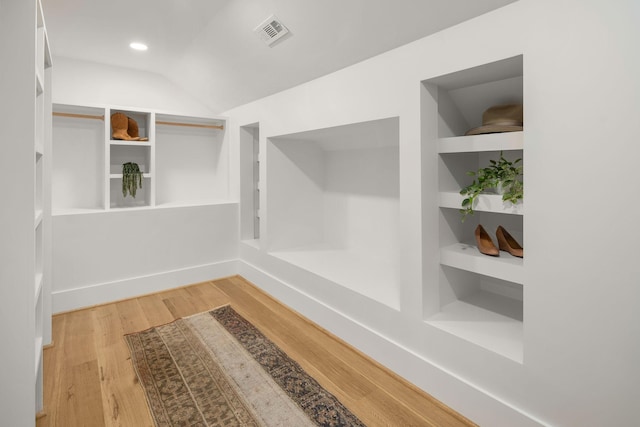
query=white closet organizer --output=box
[52,105,229,213]
[422,55,525,362]
[267,117,401,310]
[35,0,53,413]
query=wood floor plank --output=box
[93,304,154,427]
[136,293,175,327]
[62,308,97,366]
[158,289,201,319]
[39,315,67,427]
[40,276,476,427]
[115,298,150,334]
[185,281,230,311]
[97,345,154,427]
[56,360,106,427]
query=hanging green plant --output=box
[122,162,143,198]
[459,151,523,221]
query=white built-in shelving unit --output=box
[0,0,52,420]
[266,117,401,310]
[422,55,525,362]
[108,109,154,209]
[35,0,53,414]
[52,104,229,214]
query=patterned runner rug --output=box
[125,305,366,426]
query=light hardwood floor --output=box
[38,276,476,427]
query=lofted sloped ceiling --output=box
[43,0,518,114]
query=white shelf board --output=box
[110,140,152,147]
[53,207,104,216]
[35,139,44,156]
[35,71,44,96]
[34,209,43,228]
[427,290,523,363]
[52,201,238,216]
[34,272,43,304]
[107,205,154,212]
[440,243,524,284]
[439,191,523,215]
[270,244,401,311]
[438,131,523,153]
[109,173,152,179]
[154,200,237,209]
[34,336,43,376]
[44,34,52,68]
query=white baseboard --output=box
[238,260,546,427]
[52,260,239,313]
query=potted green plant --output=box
[122,162,143,198]
[459,151,523,221]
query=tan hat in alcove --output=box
[465,104,523,135]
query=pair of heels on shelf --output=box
[475,225,523,258]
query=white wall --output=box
[52,56,214,117]
[52,204,239,312]
[225,1,640,426]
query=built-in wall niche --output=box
[239,123,260,243]
[422,54,525,362]
[155,114,228,207]
[438,147,524,215]
[52,104,105,213]
[109,176,152,208]
[267,117,401,310]
[109,109,151,141]
[429,266,523,362]
[430,55,523,138]
[106,109,154,210]
[110,145,151,174]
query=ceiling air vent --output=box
[254,15,289,46]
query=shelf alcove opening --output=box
[109,109,150,141]
[439,149,524,194]
[421,54,525,363]
[440,208,523,250]
[155,115,228,207]
[110,145,151,175]
[110,176,152,209]
[52,105,104,212]
[267,117,401,310]
[425,55,524,139]
[426,265,524,363]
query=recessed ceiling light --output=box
[129,42,148,51]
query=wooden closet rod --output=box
[156,121,224,130]
[52,112,224,130]
[53,112,104,120]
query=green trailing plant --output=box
[122,162,143,198]
[459,151,523,221]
